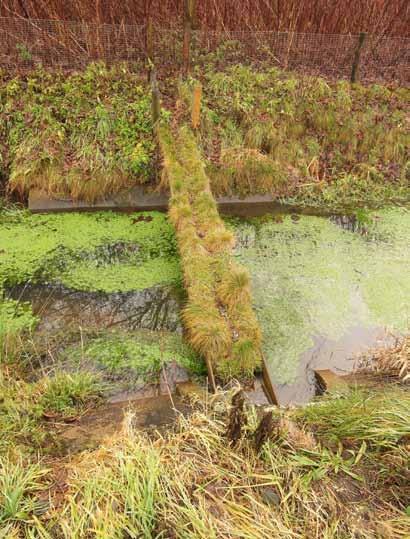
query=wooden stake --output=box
[351,32,367,84]
[146,17,154,81]
[183,0,193,75]
[150,67,161,125]
[191,83,202,129]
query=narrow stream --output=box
[3,206,409,412]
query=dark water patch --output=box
[268,326,391,406]
[7,283,182,333]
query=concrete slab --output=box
[29,187,285,216]
[29,186,169,213]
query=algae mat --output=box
[234,207,410,386]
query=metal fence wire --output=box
[0,18,409,84]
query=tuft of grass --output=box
[298,387,410,450]
[37,372,103,418]
[0,457,49,531]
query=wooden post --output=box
[189,0,198,30]
[146,17,154,81]
[150,67,161,125]
[351,32,367,84]
[183,0,194,75]
[191,83,202,129]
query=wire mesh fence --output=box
[1,17,409,84]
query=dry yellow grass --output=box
[158,123,262,382]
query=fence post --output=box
[146,17,154,82]
[351,32,367,83]
[150,67,161,125]
[183,0,195,75]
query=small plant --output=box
[15,43,32,62]
[38,372,103,418]
[0,457,48,528]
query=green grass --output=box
[37,372,103,418]
[298,387,410,450]
[0,457,49,531]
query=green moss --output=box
[59,258,181,293]
[235,207,410,383]
[67,330,205,380]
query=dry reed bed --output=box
[158,124,261,382]
[1,0,408,36]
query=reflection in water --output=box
[7,283,182,333]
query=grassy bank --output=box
[0,338,409,538]
[0,63,157,201]
[192,65,409,209]
[1,62,408,209]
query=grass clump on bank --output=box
[158,123,262,381]
[195,66,409,208]
[0,63,158,201]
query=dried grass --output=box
[158,121,262,381]
[362,335,410,382]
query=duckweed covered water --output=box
[0,210,182,340]
[0,210,180,292]
[234,207,410,386]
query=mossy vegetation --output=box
[191,65,409,208]
[234,207,410,383]
[66,329,206,383]
[158,123,262,381]
[0,63,158,201]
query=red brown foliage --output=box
[1,0,409,36]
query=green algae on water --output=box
[235,207,410,384]
[0,210,181,292]
[0,209,181,340]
